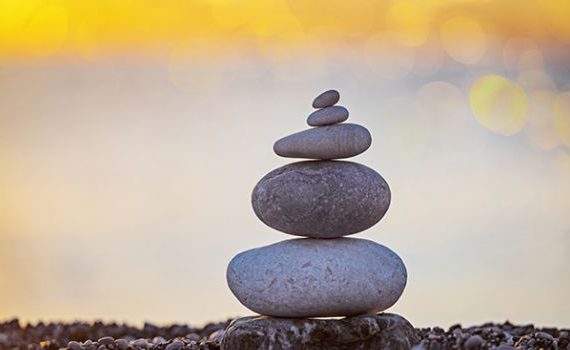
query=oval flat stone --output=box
[312,89,340,108]
[226,238,407,318]
[307,106,349,126]
[252,161,390,238]
[273,123,371,159]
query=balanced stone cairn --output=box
[223,90,418,350]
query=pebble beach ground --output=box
[1,318,568,350]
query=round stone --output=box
[226,238,407,318]
[164,340,183,350]
[98,337,114,346]
[273,123,372,159]
[307,106,349,126]
[252,160,390,238]
[68,341,83,350]
[464,335,484,350]
[114,339,128,350]
[312,89,340,108]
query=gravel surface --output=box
[416,321,569,350]
[1,318,568,350]
[0,319,228,350]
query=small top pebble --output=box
[312,89,340,108]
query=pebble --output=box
[83,340,96,350]
[208,330,224,343]
[185,334,201,342]
[274,123,371,160]
[132,339,148,348]
[151,337,166,345]
[114,339,128,350]
[227,238,407,318]
[312,89,340,108]
[252,160,390,238]
[98,337,114,346]
[465,334,484,349]
[536,331,554,341]
[165,339,184,350]
[68,341,82,350]
[307,106,349,126]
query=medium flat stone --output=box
[273,123,371,159]
[307,106,349,126]
[226,238,407,318]
[252,161,390,238]
[221,313,419,350]
[312,89,340,108]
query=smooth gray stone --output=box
[312,89,340,108]
[307,106,349,126]
[273,123,371,159]
[221,313,419,350]
[226,238,407,318]
[252,161,390,237]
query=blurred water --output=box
[0,50,569,327]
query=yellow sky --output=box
[1,0,569,59]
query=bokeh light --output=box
[417,81,465,122]
[469,75,528,136]
[517,69,557,93]
[503,37,538,73]
[524,90,561,150]
[440,17,486,65]
[385,1,431,47]
[363,32,414,80]
[260,31,327,82]
[412,31,444,76]
[554,91,570,147]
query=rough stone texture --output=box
[273,123,371,159]
[252,161,390,237]
[221,313,419,350]
[307,106,349,126]
[226,238,407,318]
[312,89,340,108]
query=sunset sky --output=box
[1,0,569,328]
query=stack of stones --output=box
[223,90,418,350]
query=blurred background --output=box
[0,0,569,328]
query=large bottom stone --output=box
[227,238,407,318]
[221,313,419,350]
